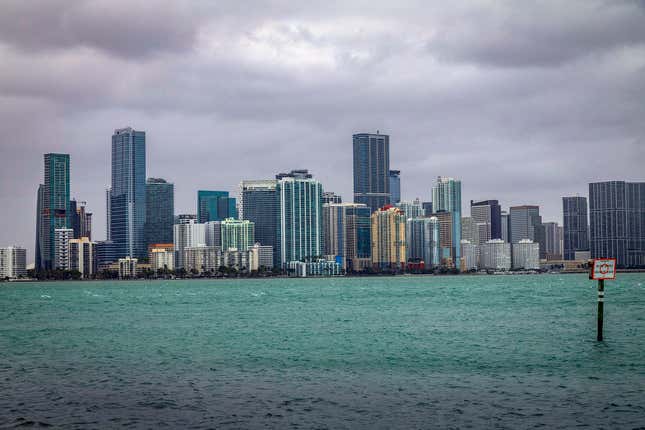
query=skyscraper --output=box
[395,198,424,218]
[562,196,589,260]
[406,217,440,267]
[322,202,371,270]
[371,205,406,269]
[389,170,401,204]
[432,177,462,261]
[0,247,27,279]
[500,211,510,243]
[589,181,645,268]
[353,132,390,212]
[69,199,92,240]
[276,169,323,267]
[173,220,206,269]
[110,127,146,259]
[470,200,502,240]
[509,205,541,243]
[36,153,71,270]
[221,218,255,251]
[322,191,342,204]
[145,178,174,249]
[542,221,563,260]
[197,190,237,223]
[239,180,278,262]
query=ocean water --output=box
[1,274,644,429]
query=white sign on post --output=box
[591,258,616,280]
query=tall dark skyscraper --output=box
[353,132,390,212]
[145,178,174,248]
[197,190,237,223]
[69,199,92,240]
[562,196,589,260]
[509,205,542,243]
[389,170,401,204]
[589,181,645,268]
[36,153,71,270]
[470,200,502,240]
[240,180,278,256]
[110,127,146,259]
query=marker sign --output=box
[590,258,616,280]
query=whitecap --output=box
[40,294,51,299]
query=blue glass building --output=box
[353,132,390,212]
[432,176,462,262]
[197,190,237,223]
[562,196,589,260]
[110,127,146,259]
[145,178,174,248]
[389,170,401,204]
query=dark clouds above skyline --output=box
[1,0,644,259]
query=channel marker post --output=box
[589,258,617,341]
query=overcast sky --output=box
[1,0,644,260]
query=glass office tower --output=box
[145,178,174,248]
[432,176,462,261]
[353,132,390,212]
[562,196,589,260]
[197,190,237,223]
[110,127,146,259]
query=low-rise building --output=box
[287,259,342,277]
[512,239,540,270]
[118,257,138,279]
[149,243,174,272]
[249,243,274,270]
[479,239,511,271]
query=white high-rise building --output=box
[0,246,27,278]
[512,239,540,270]
[54,228,74,270]
[173,220,206,269]
[69,237,96,278]
[479,239,511,271]
[460,240,478,271]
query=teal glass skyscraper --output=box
[36,153,71,270]
[432,176,462,262]
[197,190,237,223]
[110,127,146,259]
[276,170,323,267]
[353,132,390,212]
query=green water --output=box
[1,274,644,428]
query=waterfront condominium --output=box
[396,199,424,218]
[0,246,27,279]
[173,220,206,269]
[389,170,401,204]
[239,180,278,252]
[221,218,255,251]
[322,202,371,271]
[145,178,174,249]
[589,181,645,268]
[406,216,440,267]
[197,190,237,223]
[109,127,146,259]
[470,200,502,240]
[432,176,462,261]
[353,132,390,212]
[275,169,324,267]
[371,205,406,270]
[562,196,589,260]
[36,153,71,270]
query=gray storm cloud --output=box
[0,0,644,260]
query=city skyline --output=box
[1,1,645,258]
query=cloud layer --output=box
[1,0,644,260]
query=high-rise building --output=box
[173,220,206,269]
[105,188,111,240]
[145,178,174,249]
[95,240,118,269]
[197,190,237,223]
[406,217,440,267]
[479,239,512,271]
[512,239,540,270]
[204,221,222,248]
[175,214,197,224]
[500,211,510,243]
[36,153,71,270]
[509,205,541,243]
[249,243,274,270]
[239,180,278,253]
[353,132,390,212]
[396,198,424,218]
[460,240,479,271]
[542,222,563,260]
[69,237,96,278]
[322,202,371,270]
[35,184,44,270]
[110,127,146,259]
[433,211,453,265]
[470,200,502,240]
[371,205,406,269]
[389,170,401,204]
[54,228,74,270]
[322,191,342,204]
[432,177,462,261]
[461,217,480,245]
[562,196,589,260]
[69,200,92,240]
[276,170,323,267]
[589,181,645,268]
[149,244,174,272]
[0,247,27,279]
[221,218,255,251]
[422,201,433,217]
